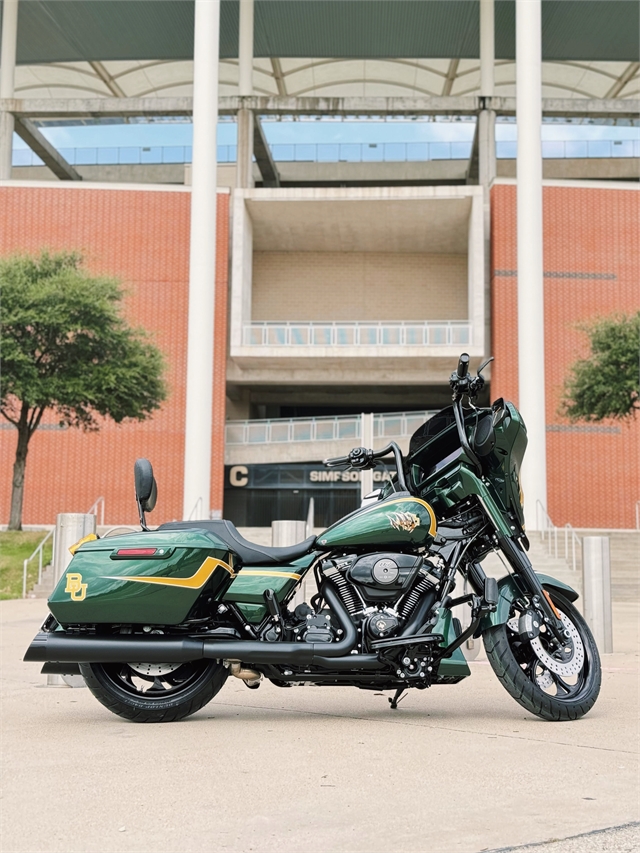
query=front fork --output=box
[497,534,567,643]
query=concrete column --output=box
[360,413,374,501]
[480,0,494,99]
[516,0,547,529]
[0,0,18,181]
[236,108,254,188]
[238,0,253,97]
[273,519,309,608]
[479,0,495,357]
[582,537,613,654]
[236,0,254,188]
[183,0,220,521]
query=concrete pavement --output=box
[1,598,638,853]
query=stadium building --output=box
[0,0,638,533]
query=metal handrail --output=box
[535,500,580,571]
[563,523,581,573]
[13,139,640,169]
[22,528,55,599]
[225,410,437,446]
[86,496,105,527]
[536,500,558,558]
[188,497,203,521]
[243,320,471,348]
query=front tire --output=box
[79,660,228,723]
[483,590,601,721]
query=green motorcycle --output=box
[25,354,601,723]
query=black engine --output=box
[308,551,443,647]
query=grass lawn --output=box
[0,531,53,599]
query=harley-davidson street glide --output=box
[25,354,601,723]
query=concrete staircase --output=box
[28,564,56,598]
[481,530,639,604]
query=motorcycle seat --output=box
[157,520,317,566]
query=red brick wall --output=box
[0,184,229,527]
[491,182,640,529]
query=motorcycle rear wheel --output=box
[79,660,228,723]
[483,590,601,721]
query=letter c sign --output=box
[229,465,249,487]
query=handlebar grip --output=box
[323,456,349,468]
[457,353,470,379]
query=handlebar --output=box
[324,442,409,492]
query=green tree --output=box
[562,312,640,422]
[1,251,167,530]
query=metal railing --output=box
[270,140,473,162]
[22,528,55,599]
[12,139,640,166]
[536,500,581,572]
[86,496,105,527]
[13,138,640,169]
[537,501,558,558]
[564,523,582,574]
[242,321,471,348]
[226,410,436,446]
[497,138,640,160]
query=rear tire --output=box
[79,660,228,723]
[483,590,601,721]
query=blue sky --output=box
[13,118,640,152]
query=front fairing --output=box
[407,400,527,532]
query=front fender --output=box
[481,572,579,630]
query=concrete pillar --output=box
[272,519,309,608]
[53,513,96,585]
[360,413,374,501]
[236,0,254,188]
[480,0,494,99]
[516,0,547,529]
[182,0,220,521]
[479,0,495,357]
[236,108,254,188]
[582,537,613,654]
[49,512,96,687]
[0,0,18,181]
[238,0,253,97]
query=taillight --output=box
[115,548,157,557]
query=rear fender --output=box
[481,572,579,630]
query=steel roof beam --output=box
[88,61,126,98]
[605,62,640,99]
[253,114,279,187]
[3,96,638,120]
[13,117,82,180]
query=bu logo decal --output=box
[65,572,88,601]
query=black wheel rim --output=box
[505,595,594,702]
[99,660,214,701]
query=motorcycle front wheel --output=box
[483,589,601,721]
[79,659,228,723]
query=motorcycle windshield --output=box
[408,406,457,457]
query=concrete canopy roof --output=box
[247,192,472,254]
[2,1,639,102]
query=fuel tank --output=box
[317,495,437,550]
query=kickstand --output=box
[388,688,407,710]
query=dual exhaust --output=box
[25,584,384,673]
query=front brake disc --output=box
[530,610,584,677]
